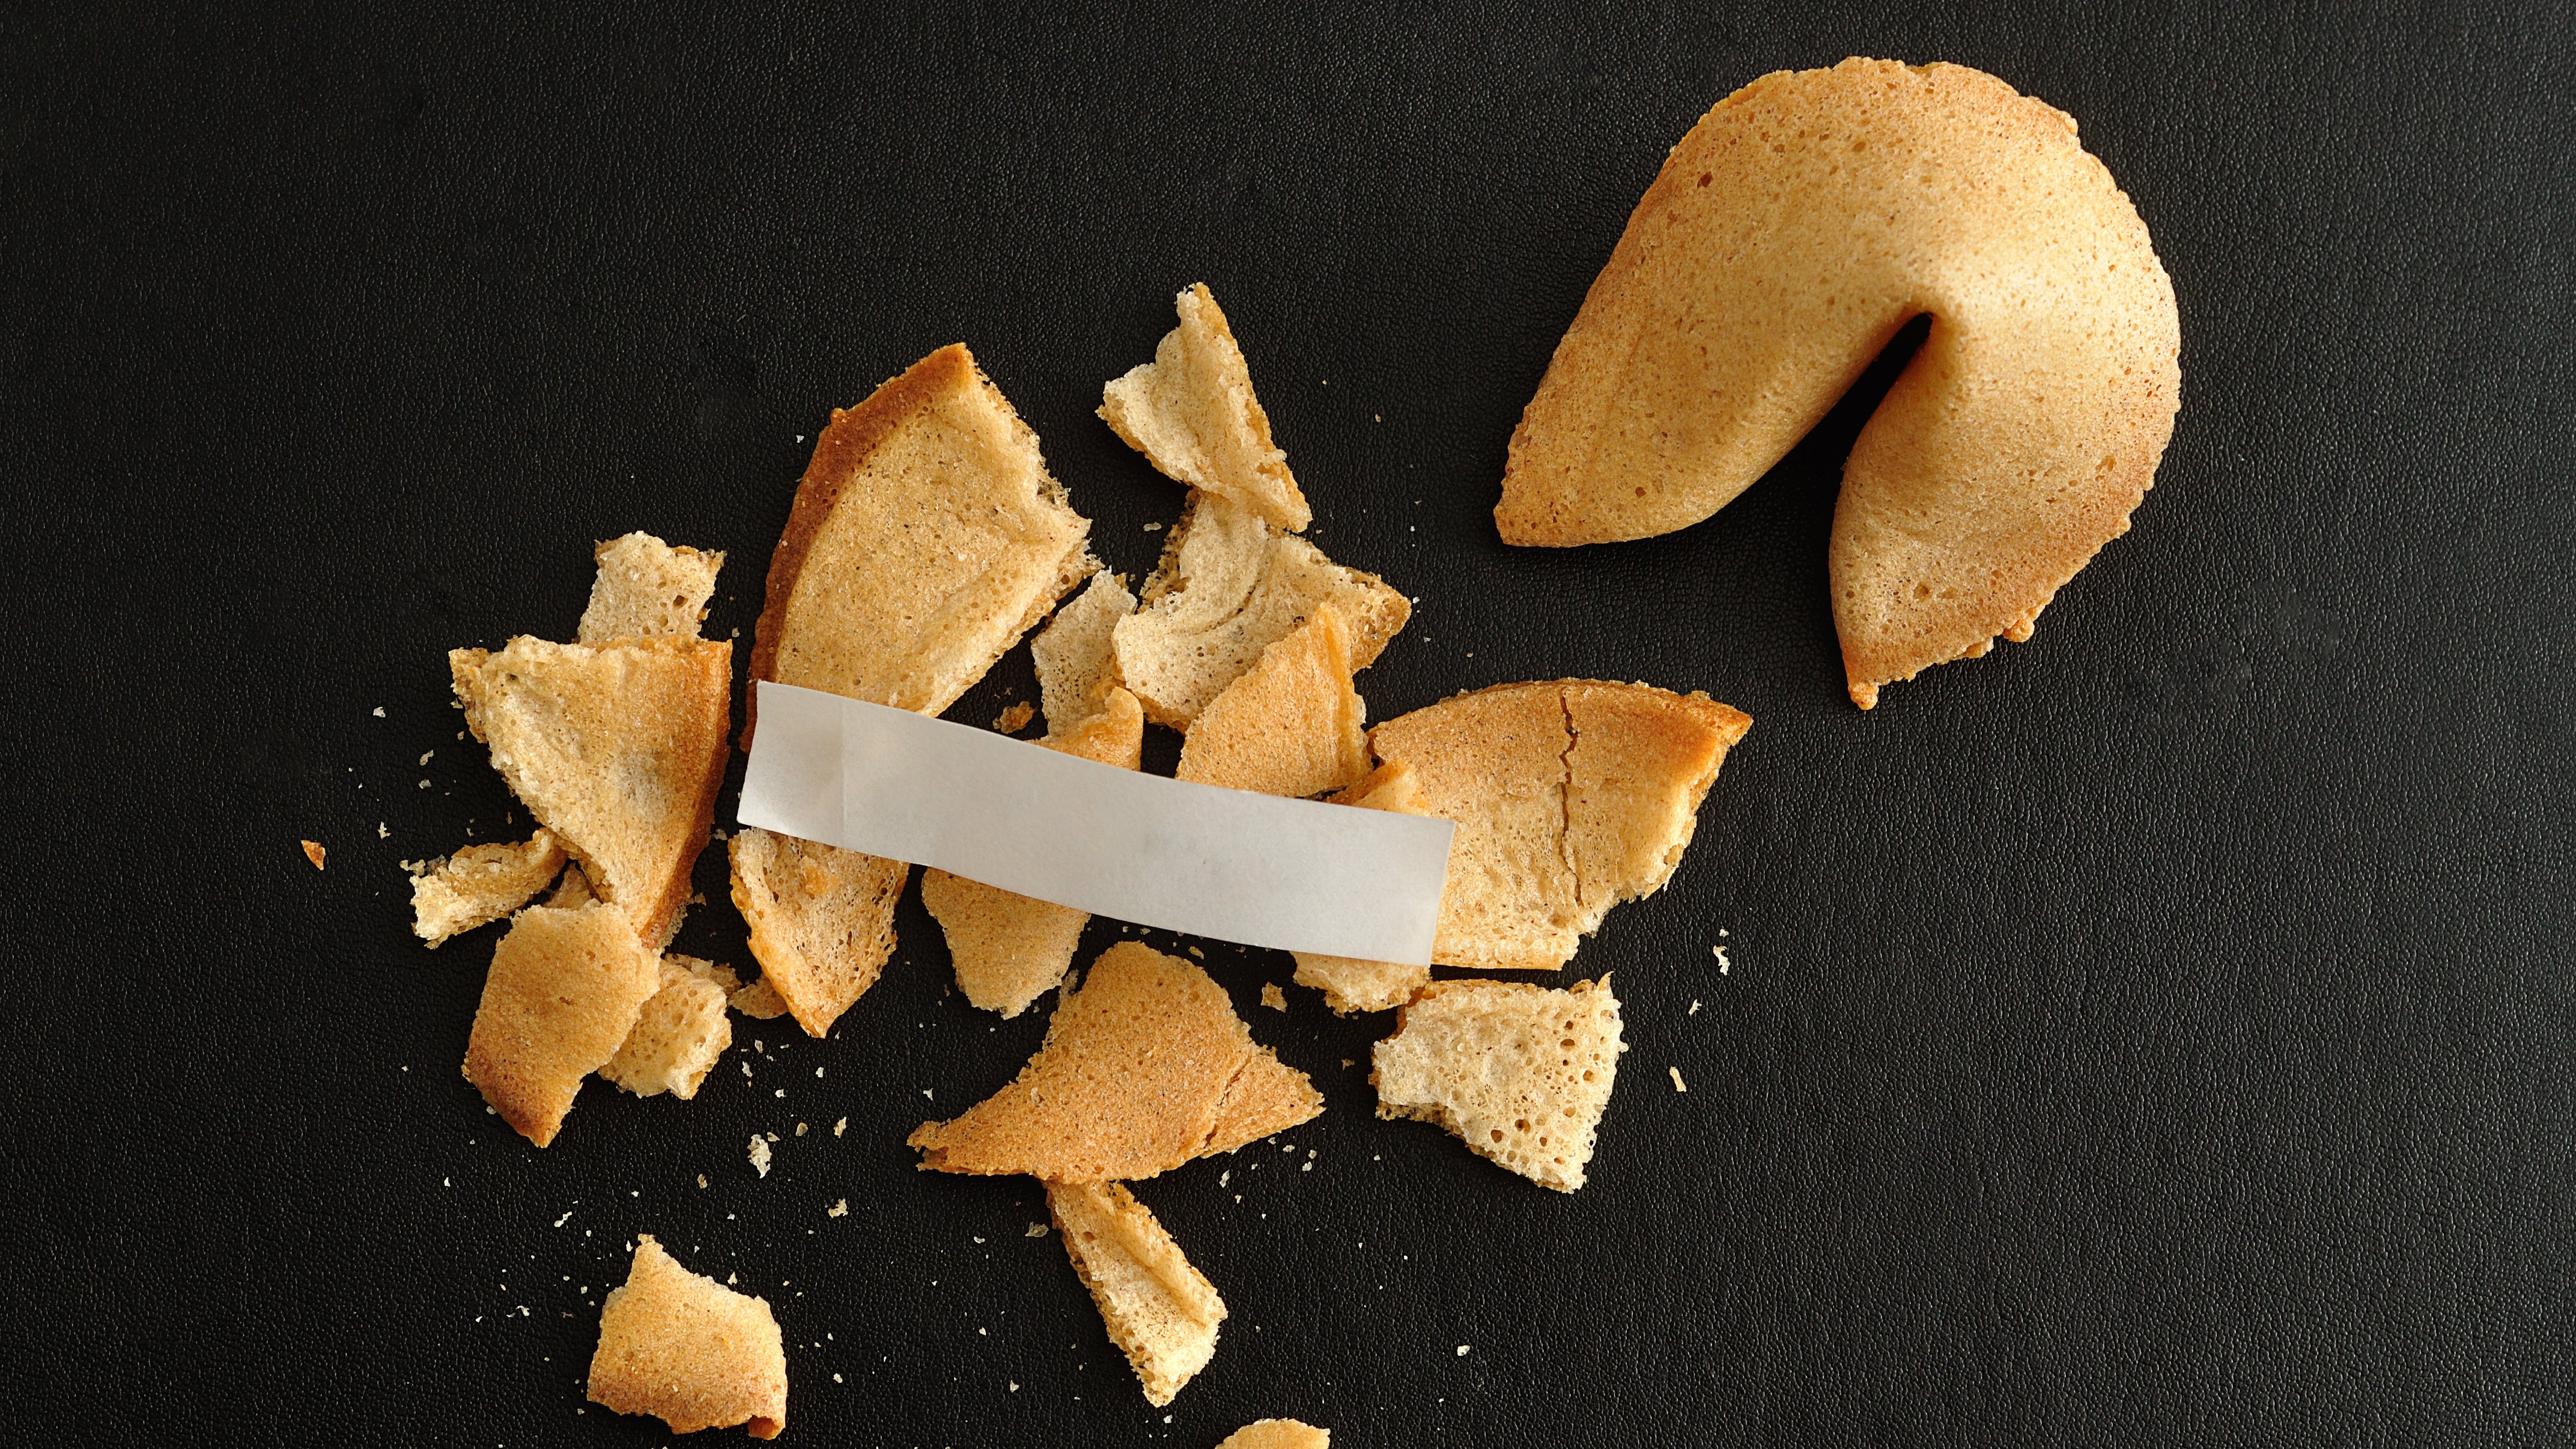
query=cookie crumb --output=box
[747,1136,772,1177]
[1669,1066,1688,1093]
[1260,983,1287,1012]
[300,840,326,870]
[993,700,1036,734]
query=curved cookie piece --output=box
[908,941,1319,1182]
[749,342,1095,732]
[1369,681,1749,971]
[1030,571,1137,732]
[451,637,730,947]
[463,901,660,1147]
[923,688,1147,1017]
[1496,58,2181,708]
[410,830,567,947]
[1372,975,1624,1192]
[1100,283,1311,532]
[1114,491,1408,728]
[1048,1180,1226,1408]
[588,1235,788,1438]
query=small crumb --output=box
[300,840,326,870]
[1341,1058,1353,1068]
[1009,1381,1018,1393]
[1669,1066,1689,1093]
[1260,983,1286,1012]
[774,1089,785,1098]
[1187,946,1205,959]
[371,706,384,717]
[828,1198,848,1218]
[834,1373,843,1383]
[1219,1170,1229,1186]
[1689,999,1702,1015]
[1025,1223,1048,1238]
[922,1088,934,1100]
[796,1122,808,1136]
[416,779,430,789]
[697,1174,708,1189]
[1457,1344,1471,1356]
[834,1117,847,1137]
[418,750,435,766]
[748,1136,772,1177]
[795,434,805,443]
[1143,521,1163,532]
[375,822,387,839]
[993,700,1036,734]
[815,1067,823,1078]
[1712,944,1731,973]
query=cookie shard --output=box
[1290,762,1435,1012]
[1031,571,1137,732]
[601,955,737,1100]
[450,636,731,948]
[1113,491,1408,729]
[411,831,568,947]
[1218,1422,1331,1449]
[579,532,724,645]
[748,341,1095,734]
[1369,681,1748,971]
[1099,283,1312,533]
[462,902,660,1147]
[1372,975,1626,1192]
[728,827,908,1039]
[1174,603,1370,799]
[1495,59,2181,709]
[909,941,1317,1182]
[588,1235,788,1439]
[1048,1180,1226,1408]
[1202,1046,1325,1156]
[924,688,1146,1016]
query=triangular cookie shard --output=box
[924,688,1146,1016]
[1203,1047,1326,1156]
[909,941,1319,1182]
[1113,491,1409,728]
[601,955,738,1100]
[1031,570,1137,731]
[1176,603,1370,798]
[411,830,567,946]
[1048,1180,1226,1408]
[1372,975,1626,1192]
[579,532,724,644]
[451,636,730,947]
[1219,1421,1331,1449]
[1099,282,1312,533]
[1367,680,1749,971]
[729,827,908,1039]
[588,1235,788,1439]
[1495,61,2180,710]
[463,902,661,1147]
[747,342,1095,732]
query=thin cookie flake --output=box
[1030,570,1137,732]
[410,830,568,947]
[1372,975,1625,1192]
[1175,603,1370,800]
[462,901,660,1147]
[601,955,740,1100]
[1099,282,1311,532]
[908,941,1319,1182]
[729,826,908,1039]
[578,532,724,645]
[1048,1180,1226,1407]
[588,1235,787,1438]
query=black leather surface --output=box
[5,4,2571,1444]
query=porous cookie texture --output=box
[729,827,908,1038]
[924,687,1147,1016]
[601,955,739,1100]
[1496,58,2181,708]
[909,941,1320,1182]
[1175,603,1370,799]
[1099,282,1312,532]
[587,1235,787,1438]
[1113,491,1408,729]
[748,341,1095,732]
[410,831,567,946]
[1048,1180,1226,1407]
[462,901,660,1147]
[1373,975,1626,1192]
[578,532,724,645]
[1368,681,1750,971]
[1030,570,1136,732]
[450,636,730,947]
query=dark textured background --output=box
[4,3,2571,1445]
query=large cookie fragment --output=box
[749,342,1095,726]
[462,902,660,1147]
[1496,59,2181,709]
[1368,681,1749,971]
[1372,976,1625,1192]
[1099,283,1311,533]
[729,827,908,1039]
[1113,491,1408,729]
[588,1235,788,1438]
[924,688,1147,1017]
[1048,1180,1226,1408]
[451,636,731,947]
[410,831,567,947]
[908,941,1319,1182]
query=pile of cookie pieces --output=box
[410,283,1749,1437]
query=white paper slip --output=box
[737,681,1456,965]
